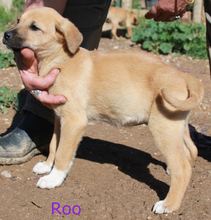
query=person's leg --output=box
[0,0,111,164]
[204,0,211,76]
[63,0,111,50]
[189,0,211,149]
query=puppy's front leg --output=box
[36,114,87,189]
[126,25,133,39]
[33,116,60,175]
[111,23,119,40]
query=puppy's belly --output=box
[87,106,148,127]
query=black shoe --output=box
[189,124,211,149]
[0,112,54,164]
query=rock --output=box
[1,170,12,178]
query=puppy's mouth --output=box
[3,38,23,53]
[2,31,24,53]
[6,45,22,53]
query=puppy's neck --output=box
[36,45,71,77]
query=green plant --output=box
[0,86,18,114]
[132,0,141,9]
[0,0,25,32]
[0,50,16,69]
[0,86,27,114]
[13,0,25,12]
[132,19,207,59]
[0,6,13,31]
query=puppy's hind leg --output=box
[183,122,198,165]
[148,110,193,213]
[36,113,87,189]
[33,116,60,175]
[166,121,198,176]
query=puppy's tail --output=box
[161,79,204,111]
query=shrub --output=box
[0,86,18,114]
[132,19,207,59]
[0,86,27,114]
[0,0,25,32]
[0,50,16,69]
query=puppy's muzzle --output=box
[3,30,24,52]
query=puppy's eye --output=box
[17,19,20,24]
[29,24,40,31]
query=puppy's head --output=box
[3,7,83,55]
[130,13,139,26]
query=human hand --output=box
[15,48,66,109]
[145,0,189,22]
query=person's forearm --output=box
[24,0,67,14]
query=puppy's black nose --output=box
[4,31,13,40]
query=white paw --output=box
[36,168,67,189]
[33,161,52,174]
[153,200,171,214]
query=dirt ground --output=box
[0,36,210,220]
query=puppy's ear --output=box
[56,18,83,54]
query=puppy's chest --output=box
[48,73,90,113]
